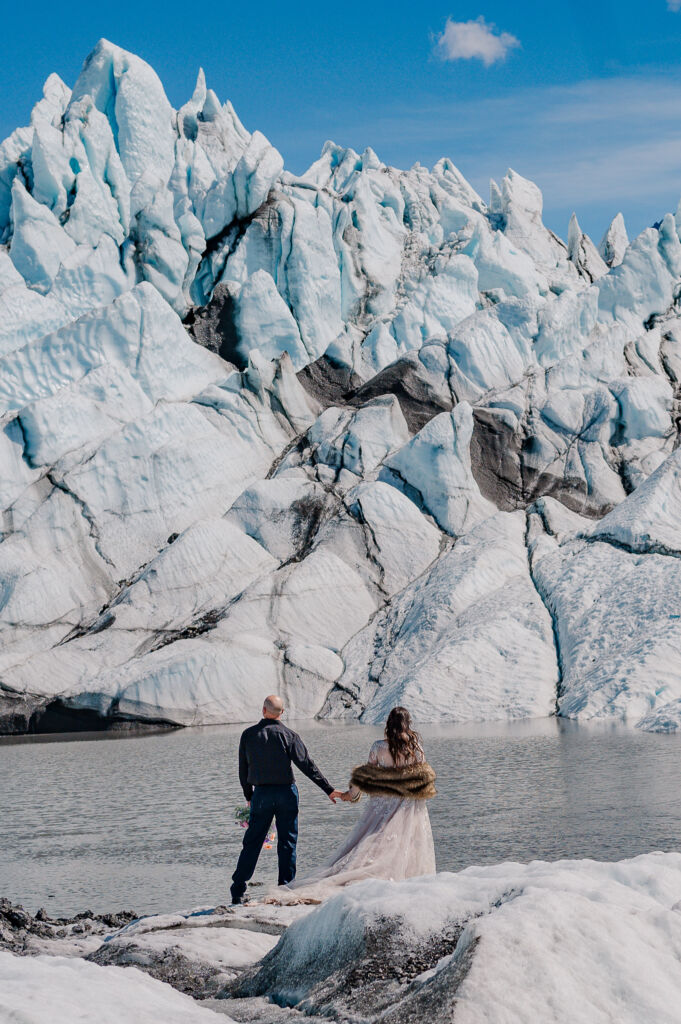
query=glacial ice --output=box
[383,404,496,535]
[0,39,680,733]
[6,853,681,1022]
[590,447,681,554]
[235,852,681,1024]
[526,471,681,729]
[9,180,77,291]
[322,511,557,723]
[567,212,608,281]
[599,212,629,268]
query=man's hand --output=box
[328,789,344,804]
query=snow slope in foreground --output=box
[5,853,680,1023]
[236,852,681,1023]
[0,950,232,1023]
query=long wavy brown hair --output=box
[385,706,422,766]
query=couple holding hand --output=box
[231,695,436,905]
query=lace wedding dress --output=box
[278,739,436,902]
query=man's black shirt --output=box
[238,718,334,800]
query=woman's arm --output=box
[341,741,379,801]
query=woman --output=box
[274,707,436,903]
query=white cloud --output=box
[668,0,681,11]
[434,16,520,66]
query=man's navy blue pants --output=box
[231,784,299,901]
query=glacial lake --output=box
[3,718,681,917]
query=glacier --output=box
[0,38,680,734]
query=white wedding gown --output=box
[278,739,436,902]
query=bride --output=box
[276,706,436,902]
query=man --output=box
[230,694,342,904]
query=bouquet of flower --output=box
[234,804,250,828]
[234,804,276,850]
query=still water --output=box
[2,718,681,917]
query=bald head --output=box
[263,695,285,719]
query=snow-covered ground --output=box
[1,38,680,733]
[0,950,233,1023]
[237,852,681,1023]
[3,854,681,1023]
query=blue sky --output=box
[2,0,681,242]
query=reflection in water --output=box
[2,718,680,916]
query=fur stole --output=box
[350,761,437,800]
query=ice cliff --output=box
[1,39,680,734]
